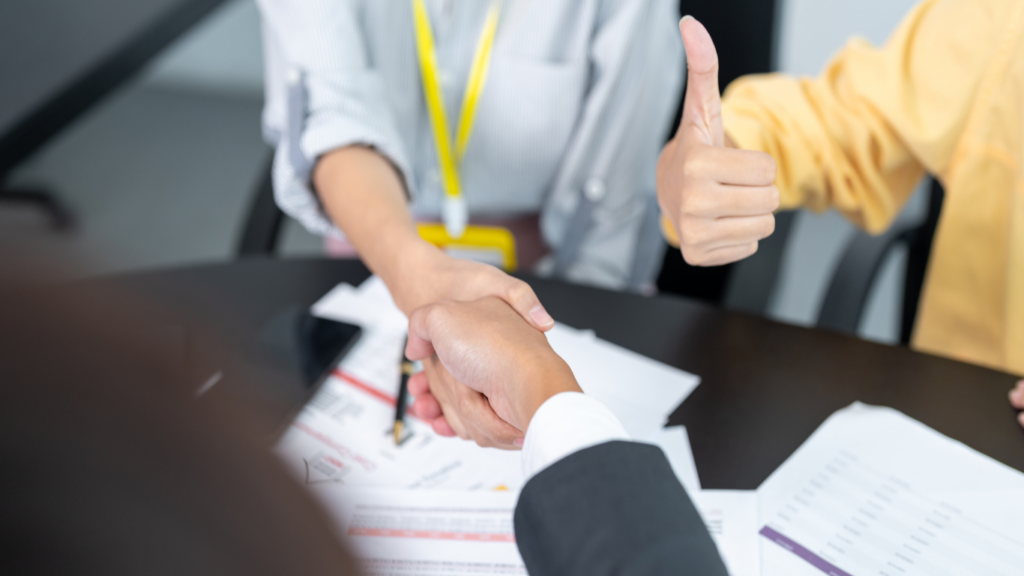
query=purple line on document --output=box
[759,526,854,576]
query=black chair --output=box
[817,178,945,344]
[0,187,75,230]
[237,153,284,257]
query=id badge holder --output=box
[417,223,518,272]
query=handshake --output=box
[405,297,579,450]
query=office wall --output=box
[144,0,264,97]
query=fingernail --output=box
[681,15,694,23]
[513,438,525,448]
[529,305,554,328]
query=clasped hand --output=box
[404,298,580,450]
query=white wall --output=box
[767,0,925,343]
[144,0,264,97]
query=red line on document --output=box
[348,527,516,542]
[332,369,427,423]
[334,369,396,406]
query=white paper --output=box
[282,276,704,501]
[694,490,760,576]
[546,323,700,440]
[283,282,525,489]
[276,380,524,490]
[312,487,525,575]
[642,426,702,495]
[311,278,406,335]
[758,403,1024,576]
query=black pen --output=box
[392,338,413,445]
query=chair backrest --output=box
[723,210,797,314]
[237,152,284,257]
[899,178,944,344]
[817,178,945,343]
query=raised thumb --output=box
[678,16,723,148]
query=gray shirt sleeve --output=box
[256,0,415,238]
[541,0,683,289]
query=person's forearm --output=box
[314,146,439,313]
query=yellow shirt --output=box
[717,0,1024,375]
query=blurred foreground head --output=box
[0,248,356,575]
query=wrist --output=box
[515,355,582,431]
[381,237,445,314]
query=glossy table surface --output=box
[111,258,1024,490]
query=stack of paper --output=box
[683,403,1024,576]
[274,277,706,575]
[757,403,1024,575]
[278,276,702,492]
[279,277,522,491]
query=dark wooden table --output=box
[112,258,1024,490]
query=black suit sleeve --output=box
[514,441,729,576]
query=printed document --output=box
[312,487,525,575]
[694,490,760,576]
[276,277,702,492]
[758,403,1024,576]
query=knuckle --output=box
[678,219,704,248]
[768,185,781,212]
[679,191,705,216]
[680,247,708,267]
[505,280,533,306]
[678,227,697,248]
[680,150,709,181]
[756,153,777,183]
[423,302,450,328]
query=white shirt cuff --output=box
[521,392,630,480]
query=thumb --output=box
[496,277,554,332]
[405,305,438,362]
[678,16,724,148]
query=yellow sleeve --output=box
[722,0,1009,233]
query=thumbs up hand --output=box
[657,16,780,267]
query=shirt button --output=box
[584,177,606,202]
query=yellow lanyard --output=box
[412,0,500,239]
